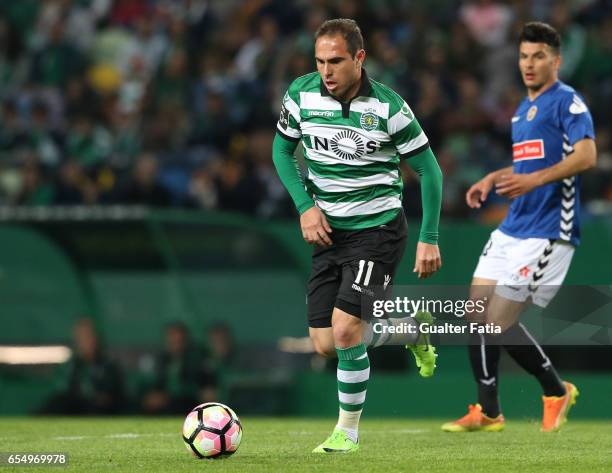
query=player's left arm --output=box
[496,138,597,198]
[404,147,444,279]
[389,99,443,279]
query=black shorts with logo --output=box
[307,210,408,328]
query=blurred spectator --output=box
[142,322,216,415]
[110,0,149,28]
[584,126,612,205]
[54,161,98,205]
[367,29,410,96]
[188,89,235,152]
[39,317,124,415]
[446,21,485,76]
[234,15,280,84]
[107,108,142,171]
[0,99,24,158]
[573,15,612,123]
[442,73,492,134]
[206,322,237,371]
[117,152,172,206]
[459,0,515,49]
[64,77,98,118]
[249,128,293,218]
[188,163,218,210]
[413,72,447,147]
[0,17,27,89]
[65,113,113,169]
[13,156,54,206]
[550,2,587,81]
[30,18,84,89]
[149,47,190,110]
[215,158,263,214]
[24,100,63,167]
[142,101,190,151]
[132,16,168,76]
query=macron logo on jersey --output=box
[513,139,544,162]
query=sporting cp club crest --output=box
[360,112,379,131]
[527,105,538,121]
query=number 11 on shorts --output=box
[355,260,374,286]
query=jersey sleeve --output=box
[276,86,302,142]
[388,101,430,158]
[559,93,595,145]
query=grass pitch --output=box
[1,417,610,473]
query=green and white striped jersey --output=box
[276,70,429,230]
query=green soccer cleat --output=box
[312,428,359,453]
[407,311,437,377]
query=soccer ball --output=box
[182,402,242,458]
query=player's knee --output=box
[468,289,492,323]
[332,323,361,347]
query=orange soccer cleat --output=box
[541,381,579,432]
[441,404,505,432]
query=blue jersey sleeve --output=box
[559,93,595,145]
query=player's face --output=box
[315,34,365,101]
[519,42,560,93]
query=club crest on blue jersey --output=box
[527,105,538,121]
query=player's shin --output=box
[468,333,502,418]
[336,343,370,442]
[501,323,565,396]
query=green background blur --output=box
[1,210,611,417]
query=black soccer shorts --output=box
[306,210,408,328]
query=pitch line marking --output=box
[52,432,176,441]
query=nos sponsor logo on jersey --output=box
[513,139,544,162]
[312,130,380,160]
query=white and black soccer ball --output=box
[182,402,243,458]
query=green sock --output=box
[336,343,370,441]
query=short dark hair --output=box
[166,321,189,336]
[519,22,561,53]
[314,19,364,57]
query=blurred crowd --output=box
[40,318,235,415]
[0,0,610,222]
[37,316,414,415]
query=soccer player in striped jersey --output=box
[272,19,443,452]
[442,22,596,434]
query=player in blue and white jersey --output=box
[442,22,597,433]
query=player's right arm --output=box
[272,87,332,247]
[466,166,513,208]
